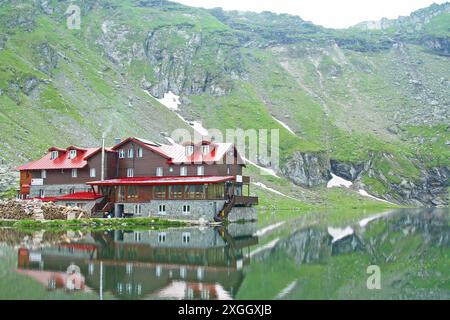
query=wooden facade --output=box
[115,140,243,178]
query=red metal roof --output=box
[87,175,235,186]
[55,192,103,201]
[34,192,103,202]
[16,147,114,171]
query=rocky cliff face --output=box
[281,152,331,188]
[143,26,243,98]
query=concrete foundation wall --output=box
[117,200,226,221]
[228,207,257,222]
[30,184,90,198]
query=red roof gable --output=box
[16,147,114,171]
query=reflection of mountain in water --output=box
[14,224,258,300]
[260,209,449,265]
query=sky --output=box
[171,0,447,28]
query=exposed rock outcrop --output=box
[282,151,331,188]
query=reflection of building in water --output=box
[16,224,258,300]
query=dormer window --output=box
[185,145,194,156]
[69,150,77,159]
[50,151,59,160]
[201,144,210,155]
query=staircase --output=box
[91,200,114,218]
[215,196,236,222]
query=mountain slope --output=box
[0,0,448,206]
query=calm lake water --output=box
[0,208,448,300]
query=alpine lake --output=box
[0,208,448,300]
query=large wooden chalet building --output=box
[16,137,258,222]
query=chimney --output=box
[114,137,121,145]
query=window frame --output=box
[41,169,47,179]
[137,147,143,158]
[89,167,96,178]
[127,148,134,158]
[156,167,163,177]
[197,165,204,176]
[201,144,210,154]
[180,166,187,176]
[69,149,77,159]
[50,151,59,160]
[185,145,194,156]
[119,149,125,159]
[71,168,77,178]
[126,168,134,177]
[158,204,166,214]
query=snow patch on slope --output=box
[254,221,285,237]
[327,173,353,188]
[358,189,395,205]
[244,157,279,177]
[272,116,295,135]
[327,226,354,243]
[253,182,302,202]
[145,90,209,137]
[276,280,298,299]
[248,238,279,258]
[155,91,181,111]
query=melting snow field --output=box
[154,91,181,111]
[272,116,296,135]
[253,182,302,202]
[244,157,279,177]
[145,90,210,137]
[327,226,354,243]
[327,173,353,188]
[254,221,285,237]
[276,281,298,299]
[248,238,279,258]
[358,189,395,205]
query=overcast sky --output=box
[172,0,447,28]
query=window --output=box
[182,232,191,244]
[172,185,182,199]
[41,169,46,179]
[158,204,166,214]
[69,150,77,159]
[227,165,231,175]
[169,166,174,173]
[119,149,125,158]
[50,151,59,160]
[128,186,138,199]
[183,205,190,215]
[137,147,143,158]
[185,145,194,156]
[39,189,45,198]
[90,168,96,178]
[133,232,141,242]
[154,186,166,199]
[134,204,142,215]
[126,263,134,274]
[180,166,187,176]
[197,166,204,176]
[156,167,163,177]
[180,267,187,279]
[71,169,77,178]
[158,232,166,243]
[127,168,134,177]
[201,144,210,154]
[127,148,134,158]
